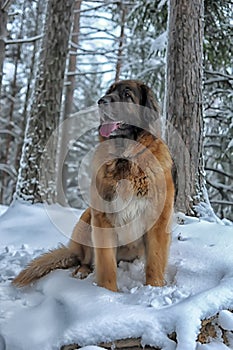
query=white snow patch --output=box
[151,31,167,52]
[219,310,233,331]
[0,205,7,216]
[158,0,167,9]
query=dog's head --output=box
[98,80,160,140]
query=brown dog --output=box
[13,80,174,291]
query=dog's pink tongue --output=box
[99,122,120,137]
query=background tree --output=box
[203,0,233,219]
[16,0,75,203]
[123,0,167,102]
[0,0,232,219]
[57,0,82,205]
[114,2,126,82]
[0,0,11,93]
[165,0,205,215]
[0,0,44,204]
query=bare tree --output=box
[114,2,126,82]
[2,0,26,200]
[165,0,205,215]
[63,0,82,119]
[0,0,11,94]
[16,0,75,203]
[57,0,82,205]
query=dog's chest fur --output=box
[102,157,151,246]
[108,195,148,242]
[113,196,148,225]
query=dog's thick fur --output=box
[13,80,174,291]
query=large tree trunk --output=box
[16,0,75,203]
[0,0,11,95]
[165,0,205,215]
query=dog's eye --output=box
[123,89,132,99]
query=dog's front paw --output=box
[72,264,92,279]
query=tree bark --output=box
[56,0,82,206]
[63,0,82,119]
[16,0,75,203]
[0,0,11,95]
[165,0,205,214]
[114,3,126,82]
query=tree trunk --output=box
[16,0,44,172]
[0,0,12,203]
[56,0,82,206]
[0,0,11,95]
[63,0,81,119]
[3,0,26,202]
[114,3,126,82]
[16,0,75,203]
[165,0,205,215]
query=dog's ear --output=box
[140,83,161,137]
[140,84,160,115]
[105,83,116,95]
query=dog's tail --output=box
[12,245,80,287]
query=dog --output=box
[13,80,174,291]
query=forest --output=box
[0,1,233,349]
[0,0,232,219]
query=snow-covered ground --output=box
[0,200,233,350]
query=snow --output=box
[151,31,167,53]
[219,311,233,331]
[0,201,233,350]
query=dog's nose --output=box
[98,96,111,105]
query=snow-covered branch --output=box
[204,77,233,85]
[5,34,43,45]
[66,69,114,76]
[206,179,232,192]
[80,27,117,38]
[204,70,233,85]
